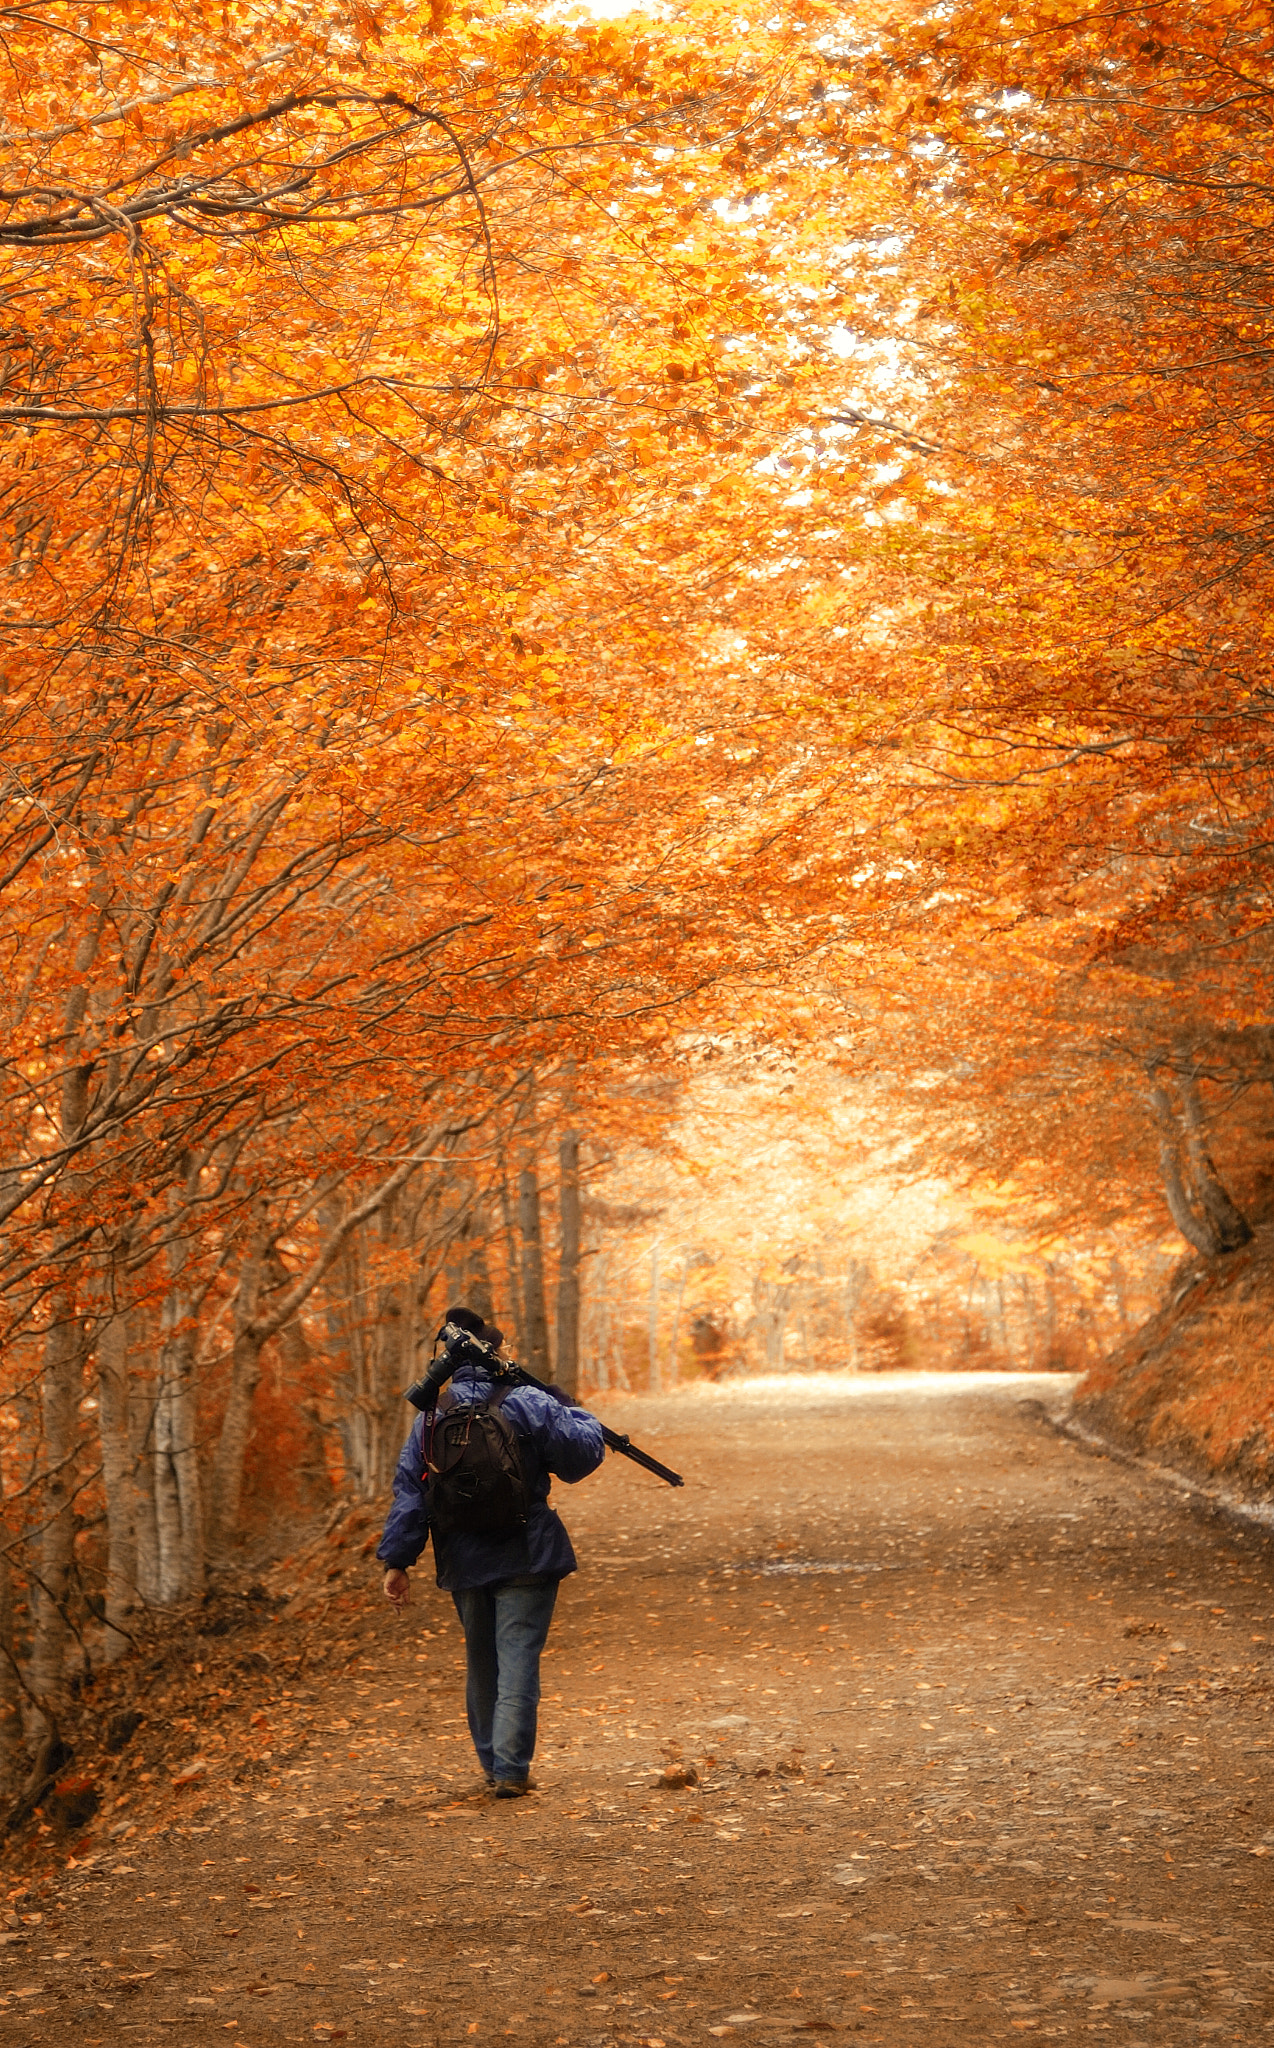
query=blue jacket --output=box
[376,1360,606,1591]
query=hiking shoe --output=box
[494,1776,535,1799]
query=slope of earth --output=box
[1077,1220,1274,1501]
[4,1370,1274,2045]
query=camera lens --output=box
[405,1366,450,1412]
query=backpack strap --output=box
[438,1380,511,1415]
[422,1381,511,1474]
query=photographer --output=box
[377,1307,604,1798]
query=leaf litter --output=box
[2,1375,1273,2041]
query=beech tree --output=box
[0,0,897,1770]
[7,0,1270,1791]
[770,0,1274,1259]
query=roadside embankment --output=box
[1077,1219,1274,1504]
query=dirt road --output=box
[6,1371,1274,2044]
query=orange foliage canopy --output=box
[0,0,920,1738]
[0,0,860,1304]
[2,0,1272,1771]
[779,0,1274,1255]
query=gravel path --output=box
[6,1370,1274,2044]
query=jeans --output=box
[451,1575,559,1783]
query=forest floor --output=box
[5,1369,1274,2046]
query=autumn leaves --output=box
[789,0,1274,1255]
[0,1,877,1753]
[0,0,1267,1783]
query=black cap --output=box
[444,1305,486,1335]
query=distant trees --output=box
[563,1043,1170,1386]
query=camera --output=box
[404,1320,502,1412]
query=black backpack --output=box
[424,1384,530,1541]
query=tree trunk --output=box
[96,1304,138,1661]
[590,1253,611,1392]
[962,1263,980,1362]
[843,1259,870,1370]
[0,1448,26,1791]
[764,1300,786,1372]
[330,1223,369,1495]
[555,1134,581,1398]
[146,1164,208,1596]
[309,1152,444,1498]
[29,918,101,1709]
[444,1179,489,1317]
[754,1276,792,1373]
[1147,1081,1245,1253]
[155,1292,205,1599]
[1156,1127,1219,1253]
[203,1322,263,1558]
[28,1299,82,1717]
[667,1260,689,1388]
[518,1165,551,1376]
[610,1305,630,1390]
[498,1172,522,1355]
[271,1289,334,1514]
[992,1276,1012,1362]
[129,1357,161,1606]
[647,1242,662,1393]
[206,1231,266,1557]
[332,1212,404,1501]
[1043,1261,1060,1369]
[386,1271,418,1495]
[1018,1273,1039,1368]
[1180,1069,1252,1251]
[462,1199,495,1322]
[1072,1281,1100,1364]
[370,1195,409,1500]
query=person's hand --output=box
[383,1568,410,1611]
